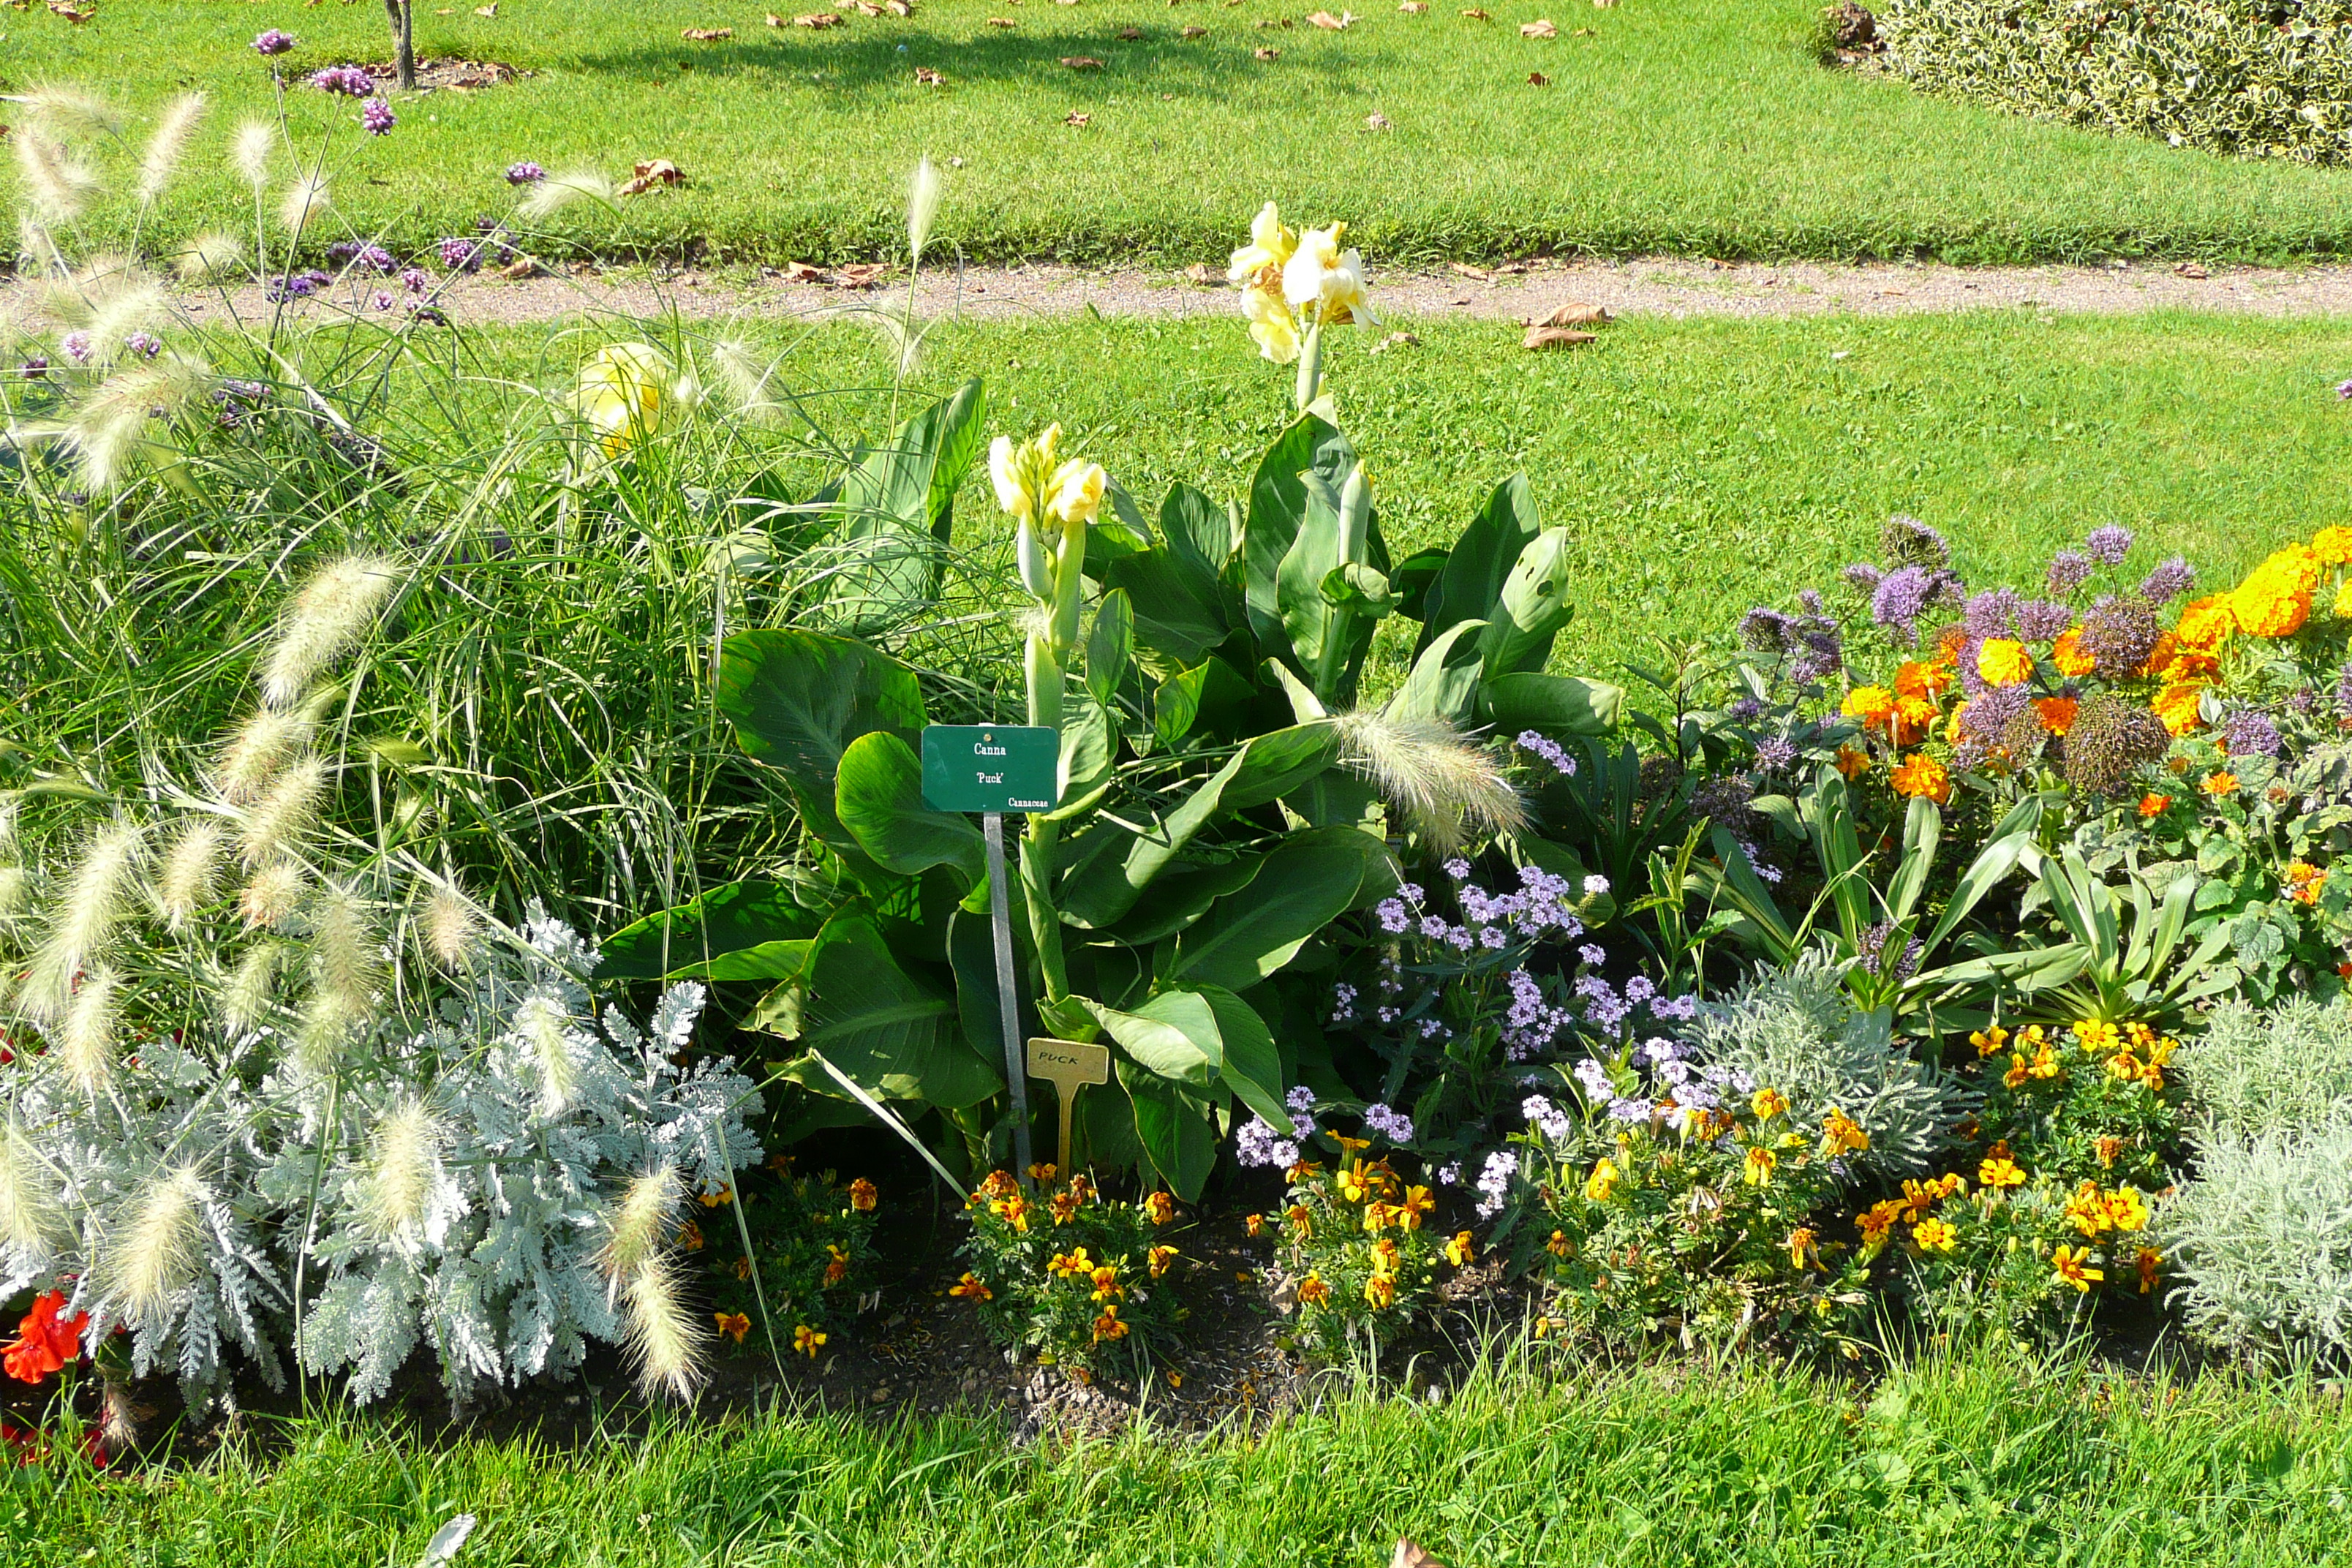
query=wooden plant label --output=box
[1026,1036,1110,1177]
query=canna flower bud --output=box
[1016,519,1054,598]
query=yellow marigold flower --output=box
[1090,1264,1123,1301]
[2051,1244,2102,1292]
[698,1186,734,1209]
[1751,1088,1789,1120]
[1858,1199,1904,1243]
[2152,681,2207,736]
[1833,745,1872,781]
[2337,579,2352,620]
[1970,1026,2009,1058]
[2073,1018,2120,1054]
[2172,593,2238,652]
[1543,1228,1572,1258]
[1787,1227,1817,1270]
[1401,1185,1436,1226]
[793,1323,828,1357]
[1049,1190,1082,1226]
[1584,1158,1619,1202]
[1361,1202,1398,1234]
[1091,1305,1130,1342]
[1822,1107,1870,1157]
[1912,1217,1956,1254]
[2231,548,2316,638]
[1945,701,1970,744]
[1976,638,2033,687]
[1245,1212,1265,1238]
[2136,632,2179,681]
[950,1271,992,1302]
[1895,660,1952,699]
[1931,1172,1967,1199]
[1444,1229,1476,1267]
[2029,1044,2062,1080]
[2051,627,2097,677]
[1842,685,1897,729]
[2134,1246,2163,1294]
[1743,1147,1777,1186]
[2284,861,2326,905]
[1049,1246,1093,1278]
[2065,1183,2113,1237]
[2003,1053,2031,1090]
[1286,1202,1313,1239]
[1027,1162,1058,1183]
[1890,753,1952,805]
[2201,770,2239,797]
[2105,1186,2149,1232]
[714,1311,751,1345]
[1145,1191,1175,1226]
[2315,526,2352,565]
[1899,1179,1936,1221]
[2094,1135,2124,1169]
[992,1194,1031,1232]
[1362,1273,1396,1309]
[2035,696,2079,735]
[848,1177,879,1213]
[1979,1156,2026,1191]
[733,1256,753,1281]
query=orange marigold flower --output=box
[976,1169,1019,1202]
[1296,1272,1332,1307]
[2051,627,2097,677]
[1743,1147,1777,1186]
[2051,1244,2103,1292]
[1842,685,1897,728]
[2134,1247,2163,1294]
[1890,753,1952,804]
[1892,694,1940,745]
[714,1311,751,1345]
[2201,770,2239,797]
[2285,861,2327,905]
[2094,1134,2124,1168]
[1976,638,2033,687]
[2136,631,2179,680]
[949,1272,993,1302]
[1090,1264,1123,1301]
[1751,1087,1790,1119]
[733,1256,753,1281]
[2152,682,2207,736]
[793,1323,828,1357]
[2035,696,2079,735]
[2231,547,2317,638]
[1821,1107,1870,1157]
[1833,745,1872,781]
[1245,1212,1265,1237]
[2172,593,2238,652]
[1896,660,1953,699]
[1144,1191,1175,1226]
[848,1177,878,1212]
[1444,1229,1476,1267]
[676,1220,704,1252]
[1091,1305,1129,1342]
[1787,1227,1817,1269]
[1546,1227,1572,1257]
[2138,793,2171,819]
[1362,1273,1396,1309]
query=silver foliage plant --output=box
[0,553,761,1411]
[1681,952,1970,1180]
[2163,994,2352,1368]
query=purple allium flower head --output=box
[1882,513,1952,569]
[1842,561,1885,598]
[1871,565,1935,646]
[1856,920,1923,981]
[361,97,396,136]
[408,303,449,326]
[1798,589,1825,616]
[253,29,296,55]
[61,331,92,363]
[2139,555,2195,606]
[1753,735,1797,772]
[2016,598,2073,642]
[2220,709,2283,758]
[1962,587,2020,641]
[310,64,377,97]
[20,355,48,379]
[1738,606,1793,653]
[2079,592,2161,679]
[1960,682,2033,745]
[123,331,162,360]
[506,161,547,186]
[2084,524,2135,565]
[2046,549,2092,598]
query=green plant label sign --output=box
[920,725,1058,813]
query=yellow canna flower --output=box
[1046,459,1107,527]
[574,342,671,458]
[1243,283,1301,365]
[1226,200,1297,285]
[987,423,1063,523]
[1281,223,1376,328]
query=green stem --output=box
[1294,317,1326,415]
[1022,632,1068,1001]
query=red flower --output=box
[2,1292,88,1385]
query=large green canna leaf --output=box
[1416,474,1541,657]
[1083,989,1224,1088]
[1482,671,1624,736]
[1085,589,1133,705]
[1196,984,1288,1129]
[1159,480,1237,579]
[1153,657,1254,750]
[1101,851,1265,945]
[822,380,987,627]
[715,628,924,864]
[1104,546,1230,668]
[1478,529,1576,677]
[1243,415,1356,651]
[1119,1060,1219,1200]
[1387,619,1488,726]
[782,915,1001,1107]
[836,731,985,884]
[598,878,822,981]
[1168,826,1388,990]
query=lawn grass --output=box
[690,306,2352,679]
[8,1349,2349,1567]
[14,0,2352,266]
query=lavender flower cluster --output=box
[506,162,548,186]
[1561,1039,1752,1136]
[327,241,399,275]
[310,65,377,97]
[360,98,397,137]
[1235,1085,1415,1170]
[263,269,335,302]
[1371,864,1589,953]
[1738,589,1844,684]
[252,29,296,56]
[1514,730,1575,776]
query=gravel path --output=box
[152,255,2352,326]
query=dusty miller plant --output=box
[1681,952,1970,1180]
[2160,1119,2352,1370]
[2174,995,2352,1142]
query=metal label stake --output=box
[981,810,1033,1180]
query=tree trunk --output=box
[385,0,417,91]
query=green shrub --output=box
[951,1171,1185,1373]
[1267,1152,1447,1362]
[2162,1120,2352,1367]
[2175,995,2352,1140]
[1879,0,2352,167]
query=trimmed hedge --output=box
[1877,0,2352,165]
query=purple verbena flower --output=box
[61,331,91,363]
[123,331,162,360]
[310,64,377,97]
[19,355,48,380]
[361,97,396,136]
[2084,524,2135,565]
[2337,377,2352,400]
[1514,730,1575,775]
[400,267,431,293]
[506,161,548,186]
[253,29,296,56]
[437,237,481,271]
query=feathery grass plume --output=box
[23,820,142,1021]
[357,1096,444,1243]
[11,128,96,224]
[239,753,328,866]
[259,554,399,708]
[18,88,123,140]
[62,350,213,494]
[0,867,25,919]
[622,1256,709,1401]
[136,92,208,205]
[420,884,479,970]
[295,881,381,1074]
[238,862,306,930]
[83,276,165,359]
[598,1165,682,1281]
[58,963,121,1096]
[230,120,274,189]
[276,173,330,235]
[214,706,314,804]
[906,154,943,265]
[221,941,282,1031]
[104,1164,206,1330]
[862,309,926,380]
[0,1119,65,1261]
[156,820,227,928]
[514,994,578,1117]
[1329,709,1527,853]
[710,338,785,426]
[517,168,614,222]
[173,231,246,284]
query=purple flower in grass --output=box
[400,266,431,294]
[253,29,296,56]
[20,355,48,379]
[311,64,377,97]
[2084,524,2135,565]
[123,332,162,360]
[361,97,396,136]
[2337,378,2352,400]
[1871,565,1935,645]
[2046,549,2092,598]
[438,237,483,271]
[2139,556,2195,606]
[506,161,547,186]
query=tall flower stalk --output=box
[1226,203,1376,415]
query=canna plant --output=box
[606,405,1627,1198]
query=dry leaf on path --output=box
[1254,44,1279,56]
[1064,110,1092,125]
[1520,15,1555,33]
[1307,8,1355,26]
[1061,53,1104,66]
[1181,22,1206,33]
[617,159,686,196]
[1183,262,1215,284]
[988,12,1016,21]
[1398,1,1429,10]
[1367,330,1419,353]
[1392,1542,1450,1568]
[778,261,828,282]
[473,1,497,14]
[1365,110,1391,129]
[848,1,883,12]
[47,0,94,18]
[835,263,891,288]
[494,255,542,280]
[913,64,946,82]
[682,25,734,37]
[1523,302,1611,326]
[793,11,839,23]
[1526,69,1550,83]
[2175,261,2210,279]
[1450,261,1494,281]
[1523,324,1595,349]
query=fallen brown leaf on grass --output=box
[1254,44,1279,56]
[493,255,542,280]
[1573,23,1593,32]
[778,261,829,282]
[988,12,1016,21]
[1398,1,1429,10]
[1527,69,1550,83]
[1523,324,1594,349]
[848,0,884,12]
[1365,110,1391,129]
[1392,1542,1449,1568]
[1522,301,1611,326]
[1065,110,1093,125]
[682,25,734,37]
[1593,0,1616,8]
[913,64,946,83]
[46,0,93,19]
[1183,262,1216,284]
[1307,8,1355,26]
[473,1,496,14]
[1181,22,1206,33]
[836,263,892,288]
[617,159,686,196]
[887,0,913,13]
[1520,15,1555,33]
[1367,330,1420,353]
[2175,261,2210,279]
[1117,23,1141,36]
[1450,261,1496,280]
[792,10,839,23]
[1061,53,1104,66]
[1460,6,1488,15]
